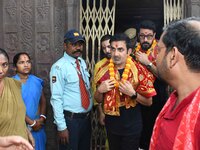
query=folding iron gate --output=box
[80,0,116,149]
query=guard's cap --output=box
[124,28,137,39]
[64,29,85,43]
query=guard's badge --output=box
[74,32,79,36]
[52,76,57,83]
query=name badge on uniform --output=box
[52,76,57,83]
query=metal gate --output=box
[79,0,116,149]
[80,0,116,76]
[164,0,184,26]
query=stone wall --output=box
[0,0,199,149]
[0,0,80,149]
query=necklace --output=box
[109,56,132,87]
[135,39,157,56]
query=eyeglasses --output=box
[139,34,154,40]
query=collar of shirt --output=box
[63,52,82,66]
[164,89,197,120]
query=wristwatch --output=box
[146,62,153,69]
[131,92,137,99]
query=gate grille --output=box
[80,0,115,77]
[80,0,116,149]
[164,0,184,27]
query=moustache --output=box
[113,56,120,61]
[72,49,83,54]
[142,42,150,45]
[106,53,111,59]
[141,42,151,50]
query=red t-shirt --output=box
[155,89,200,150]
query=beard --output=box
[157,57,168,82]
[141,42,152,51]
[105,53,111,59]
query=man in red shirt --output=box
[150,17,200,150]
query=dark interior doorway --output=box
[115,0,164,39]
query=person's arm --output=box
[135,51,158,77]
[119,80,152,106]
[50,65,68,144]
[94,79,115,103]
[50,67,66,131]
[97,104,105,125]
[27,128,35,148]
[135,94,152,106]
[38,91,47,124]
[92,63,102,105]
[0,136,33,150]
[26,116,42,131]
[57,129,69,145]
[146,63,157,77]
[94,87,104,103]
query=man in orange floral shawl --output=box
[134,20,168,149]
[150,17,200,150]
[93,34,112,126]
[93,33,156,150]
[134,20,158,77]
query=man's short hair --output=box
[101,34,112,43]
[163,17,200,71]
[110,33,132,50]
[139,20,156,33]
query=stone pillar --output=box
[0,0,3,47]
[65,0,80,31]
[0,0,68,149]
[191,0,200,16]
[185,0,200,17]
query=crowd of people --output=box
[0,17,200,150]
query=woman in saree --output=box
[0,48,34,150]
[13,52,46,150]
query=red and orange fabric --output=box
[134,39,158,81]
[150,87,200,150]
[134,39,158,64]
[93,57,156,116]
[92,58,110,106]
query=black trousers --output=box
[107,131,140,150]
[59,112,91,150]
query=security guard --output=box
[50,29,92,150]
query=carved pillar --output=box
[190,0,200,16]
[54,0,65,60]
[4,0,21,63]
[185,0,200,17]
[0,0,67,149]
[20,0,35,71]
[0,0,3,47]
[65,0,80,30]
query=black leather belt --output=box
[64,110,90,119]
